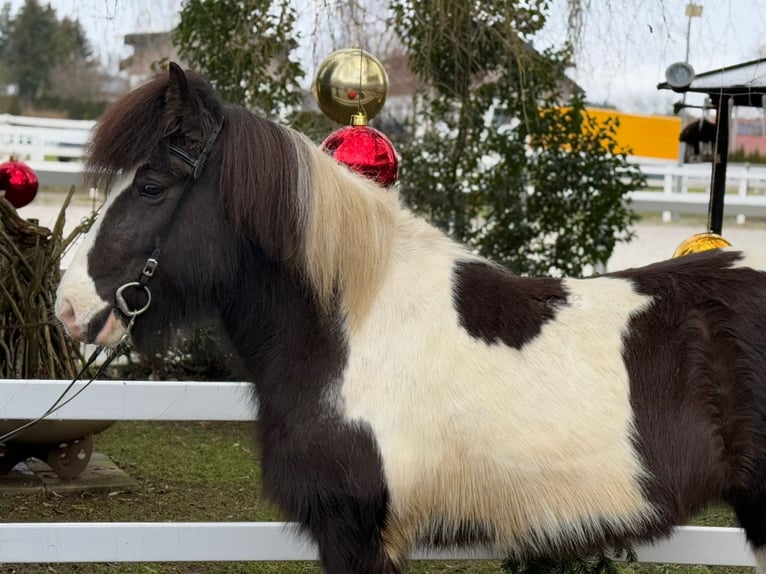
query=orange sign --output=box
[584,108,682,160]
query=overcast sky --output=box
[540,1,766,114]
[14,1,766,115]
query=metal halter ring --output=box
[115,282,152,317]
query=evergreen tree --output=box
[3,0,97,105]
[5,0,59,102]
[46,16,104,105]
[55,16,92,63]
[0,2,12,59]
[0,3,13,86]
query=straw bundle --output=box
[0,188,91,378]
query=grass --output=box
[0,421,506,573]
[0,421,754,574]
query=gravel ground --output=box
[16,191,766,273]
[607,219,766,271]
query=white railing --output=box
[3,113,766,220]
[0,378,756,565]
[627,160,766,222]
[0,114,93,187]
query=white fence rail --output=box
[4,114,766,220]
[0,522,754,565]
[0,378,756,565]
[628,161,766,221]
[0,114,92,187]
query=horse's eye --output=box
[139,184,165,199]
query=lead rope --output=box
[0,320,133,445]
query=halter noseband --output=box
[114,116,225,322]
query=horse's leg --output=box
[303,494,405,574]
[732,495,766,574]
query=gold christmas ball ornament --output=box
[672,232,732,258]
[312,48,389,125]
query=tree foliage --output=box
[4,0,59,102]
[0,0,99,105]
[173,0,305,117]
[391,0,641,276]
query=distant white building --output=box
[120,32,185,89]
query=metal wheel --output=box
[45,434,93,479]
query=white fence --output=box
[0,114,93,187]
[0,378,757,565]
[3,113,766,221]
[628,160,766,221]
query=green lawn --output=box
[0,421,505,573]
[0,421,753,574]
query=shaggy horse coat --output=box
[56,64,766,573]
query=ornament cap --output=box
[672,232,732,258]
[350,113,368,126]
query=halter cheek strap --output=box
[113,116,225,320]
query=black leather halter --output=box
[114,116,225,321]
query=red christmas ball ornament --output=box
[321,120,399,187]
[0,160,38,208]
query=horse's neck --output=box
[218,250,346,401]
[219,214,470,424]
[218,131,473,396]
[316,176,471,334]
[299,143,400,328]
[217,196,467,394]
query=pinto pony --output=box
[55,64,766,573]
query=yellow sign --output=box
[584,108,683,160]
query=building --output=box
[120,32,184,90]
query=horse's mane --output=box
[87,69,399,327]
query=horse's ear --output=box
[163,62,204,137]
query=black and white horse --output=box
[55,63,766,573]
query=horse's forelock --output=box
[86,68,222,188]
[86,75,166,187]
